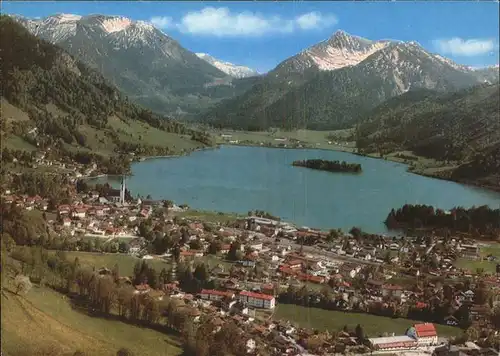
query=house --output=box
[62,218,72,227]
[238,290,276,309]
[248,242,263,251]
[460,244,479,260]
[407,323,438,346]
[134,284,151,294]
[220,244,231,254]
[286,259,303,269]
[58,205,71,215]
[200,289,235,301]
[72,207,87,219]
[382,284,404,298]
[368,336,417,352]
[245,338,256,353]
[179,250,204,261]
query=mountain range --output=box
[0,16,209,168]
[12,13,256,117]
[203,31,499,130]
[11,13,500,131]
[195,53,259,79]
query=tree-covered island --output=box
[292,159,362,173]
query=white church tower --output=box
[120,176,126,205]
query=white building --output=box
[238,291,276,309]
[200,289,235,302]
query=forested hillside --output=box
[0,16,212,170]
[356,84,500,189]
[201,42,496,130]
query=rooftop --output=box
[368,335,416,345]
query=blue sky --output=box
[4,1,499,72]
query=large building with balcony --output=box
[238,290,276,309]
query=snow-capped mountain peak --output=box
[53,13,82,23]
[195,53,259,78]
[99,16,132,33]
[272,30,393,74]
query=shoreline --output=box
[82,145,221,180]
[224,142,500,194]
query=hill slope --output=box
[12,14,246,116]
[0,16,210,167]
[201,35,498,130]
[356,84,500,190]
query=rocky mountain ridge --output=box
[203,34,499,130]
[12,13,234,117]
[195,53,259,78]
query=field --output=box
[274,304,463,338]
[213,129,356,151]
[50,251,233,277]
[1,277,182,356]
[454,243,500,274]
[174,209,243,224]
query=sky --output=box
[3,1,499,73]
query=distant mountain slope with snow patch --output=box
[196,53,259,78]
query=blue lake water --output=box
[93,145,500,234]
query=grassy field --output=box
[213,129,356,151]
[48,251,170,277]
[274,304,463,338]
[1,278,182,356]
[50,251,233,277]
[454,242,500,274]
[174,209,243,224]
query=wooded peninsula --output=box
[292,159,362,174]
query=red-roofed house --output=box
[200,289,235,301]
[407,323,438,346]
[134,284,151,294]
[220,244,231,254]
[238,290,276,309]
[72,207,87,219]
[58,205,71,215]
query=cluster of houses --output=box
[368,323,438,352]
[3,179,500,354]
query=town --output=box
[2,172,500,356]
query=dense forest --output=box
[0,16,213,170]
[385,204,500,239]
[355,84,500,189]
[292,159,362,173]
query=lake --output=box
[92,145,500,234]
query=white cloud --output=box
[295,12,337,30]
[150,16,173,29]
[149,7,337,37]
[433,37,496,57]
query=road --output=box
[264,236,380,266]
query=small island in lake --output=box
[292,159,362,173]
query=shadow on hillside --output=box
[66,294,182,348]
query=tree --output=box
[355,324,365,341]
[118,241,129,253]
[194,264,208,284]
[227,241,242,261]
[465,326,480,342]
[116,348,134,356]
[14,274,32,295]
